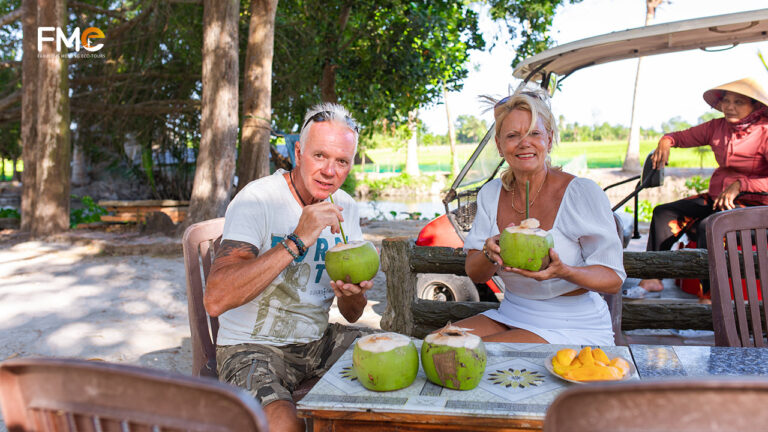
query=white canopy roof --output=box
[513,9,768,82]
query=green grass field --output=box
[363,140,717,172]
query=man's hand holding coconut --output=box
[204,103,375,432]
[447,88,626,347]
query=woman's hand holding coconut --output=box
[448,88,626,346]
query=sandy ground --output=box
[0,220,429,371]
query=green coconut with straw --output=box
[325,194,380,283]
[499,180,554,271]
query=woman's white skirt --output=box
[482,291,615,346]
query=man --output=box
[204,103,371,432]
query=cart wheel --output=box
[416,274,480,302]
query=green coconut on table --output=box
[324,240,380,284]
[421,324,487,391]
[499,217,554,271]
[352,332,419,392]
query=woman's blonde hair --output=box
[484,86,559,191]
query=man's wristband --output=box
[286,233,307,256]
[482,244,498,266]
[280,239,299,259]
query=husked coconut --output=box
[353,332,419,391]
[421,324,487,390]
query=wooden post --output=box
[378,240,768,336]
[380,237,418,336]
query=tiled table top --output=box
[630,344,768,377]
[297,341,637,420]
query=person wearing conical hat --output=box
[635,77,768,299]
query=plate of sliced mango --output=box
[545,346,636,384]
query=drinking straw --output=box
[525,180,530,219]
[328,194,347,244]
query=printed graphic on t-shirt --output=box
[247,233,344,342]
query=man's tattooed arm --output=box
[215,239,260,261]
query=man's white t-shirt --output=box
[216,169,363,346]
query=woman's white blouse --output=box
[463,177,626,299]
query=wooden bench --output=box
[379,237,716,339]
[99,200,189,224]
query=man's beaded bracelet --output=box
[286,233,307,256]
[280,239,299,259]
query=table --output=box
[630,344,768,377]
[297,341,637,431]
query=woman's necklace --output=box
[510,169,548,215]
[290,170,311,207]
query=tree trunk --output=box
[405,110,420,176]
[71,141,88,186]
[235,0,277,192]
[443,85,458,177]
[623,56,643,173]
[622,0,662,173]
[20,0,37,232]
[320,60,338,103]
[187,0,239,224]
[32,0,70,237]
[318,4,350,104]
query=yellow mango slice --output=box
[563,364,623,381]
[592,348,610,364]
[569,358,582,368]
[610,357,630,376]
[555,349,577,367]
[577,346,594,367]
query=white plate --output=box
[544,354,637,384]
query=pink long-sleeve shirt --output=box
[665,116,768,205]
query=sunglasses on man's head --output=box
[301,111,360,133]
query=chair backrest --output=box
[544,378,768,432]
[182,218,225,377]
[705,206,768,347]
[0,357,269,432]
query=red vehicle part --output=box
[416,215,502,295]
[676,240,763,301]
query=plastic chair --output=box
[705,206,768,347]
[543,378,768,432]
[0,357,268,432]
[182,218,319,401]
[182,217,225,378]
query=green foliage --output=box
[487,0,584,67]
[624,200,657,223]
[455,114,487,144]
[698,110,723,124]
[0,207,20,219]
[359,173,436,198]
[685,175,710,194]
[661,116,692,134]
[340,169,358,196]
[271,0,485,131]
[70,195,108,228]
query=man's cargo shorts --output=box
[216,323,363,406]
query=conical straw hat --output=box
[703,77,768,111]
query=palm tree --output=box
[623,0,665,173]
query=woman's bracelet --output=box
[280,239,299,259]
[286,233,307,256]
[482,244,498,266]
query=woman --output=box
[637,77,768,297]
[455,89,625,346]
